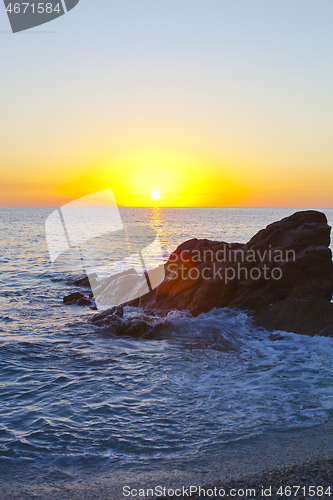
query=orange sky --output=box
[1,1,332,207]
[1,142,332,207]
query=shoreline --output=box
[2,418,333,499]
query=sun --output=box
[151,189,161,200]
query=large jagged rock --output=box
[130,210,333,336]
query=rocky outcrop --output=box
[130,210,333,336]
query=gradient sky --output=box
[0,0,332,206]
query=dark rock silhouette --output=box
[129,210,333,336]
[73,273,99,288]
[63,292,92,307]
[89,306,161,339]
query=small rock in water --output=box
[90,306,159,339]
[63,292,92,307]
[269,333,285,341]
[90,306,124,325]
[73,273,99,288]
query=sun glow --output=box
[54,147,248,208]
[151,189,161,200]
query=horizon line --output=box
[0,206,333,209]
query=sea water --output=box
[1,207,333,478]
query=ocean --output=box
[1,207,333,482]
